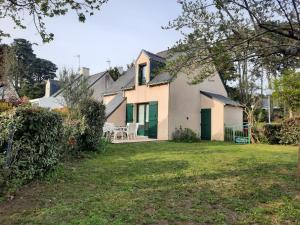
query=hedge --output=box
[0,106,63,192]
[63,99,106,153]
[280,117,300,145]
[263,123,282,144]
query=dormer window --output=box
[138,64,147,85]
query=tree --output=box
[0,39,57,98]
[165,0,300,83]
[0,0,109,42]
[108,67,122,81]
[274,69,300,118]
[60,69,93,115]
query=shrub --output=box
[0,106,63,191]
[263,123,282,144]
[280,117,300,145]
[172,127,199,142]
[77,99,106,151]
[0,101,13,113]
[63,99,106,153]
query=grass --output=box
[0,141,299,225]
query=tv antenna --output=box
[106,59,111,69]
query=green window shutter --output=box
[201,108,211,140]
[126,104,133,123]
[148,101,158,138]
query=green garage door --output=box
[201,108,211,140]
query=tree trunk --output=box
[289,108,293,118]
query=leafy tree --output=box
[274,69,300,118]
[165,0,300,82]
[0,0,109,42]
[108,67,122,81]
[0,39,57,98]
[60,69,93,116]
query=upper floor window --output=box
[138,64,147,85]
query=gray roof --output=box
[0,82,19,101]
[105,92,126,117]
[103,67,135,95]
[143,50,166,63]
[48,80,61,96]
[53,71,109,97]
[200,91,242,107]
[148,72,172,86]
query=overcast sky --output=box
[1,0,183,75]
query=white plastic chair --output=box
[126,123,137,140]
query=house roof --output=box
[105,92,126,117]
[142,50,166,63]
[52,71,109,97]
[148,72,172,86]
[103,66,135,95]
[200,91,242,107]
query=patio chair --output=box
[126,123,137,139]
[103,123,124,141]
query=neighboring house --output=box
[30,67,114,109]
[0,81,19,101]
[103,49,243,141]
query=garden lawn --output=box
[0,142,299,225]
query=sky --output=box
[0,0,183,75]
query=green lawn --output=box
[0,142,299,225]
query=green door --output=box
[148,101,158,138]
[137,104,149,136]
[201,108,211,140]
[126,104,133,123]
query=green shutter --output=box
[126,104,133,123]
[201,108,211,140]
[148,101,158,138]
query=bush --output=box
[263,123,282,144]
[0,101,13,113]
[78,99,106,151]
[0,106,63,191]
[172,127,200,142]
[63,99,106,153]
[280,117,300,145]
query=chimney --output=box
[45,79,51,97]
[80,67,90,77]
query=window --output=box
[138,64,147,85]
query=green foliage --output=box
[77,99,106,151]
[19,82,46,99]
[263,124,282,144]
[108,67,122,81]
[63,99,106,153]
[0,106,63,191]
[280,118,300,145]
[60,69,93,114]
[0,39,57,98]
[254,108,268,123]
[1,0,109,42]
[274,69,300,117]
[0,102,13,113]
[172,127,199,142]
